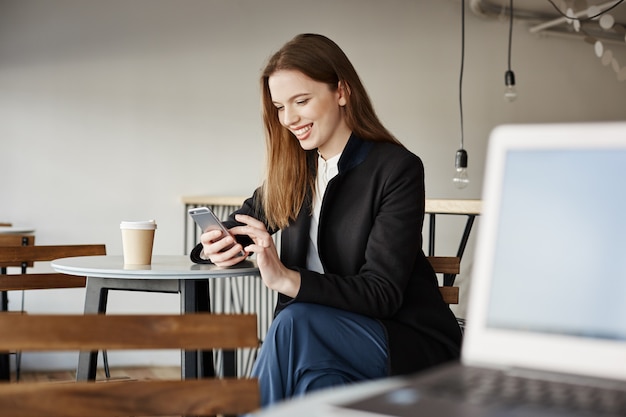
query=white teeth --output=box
[293,125,311,136]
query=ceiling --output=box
[469,0,626,45]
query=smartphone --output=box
[188,206,245,257]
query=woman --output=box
[190,33,462,407]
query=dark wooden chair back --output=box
[0,244,106,291]
[427,256,461,305]
[0,233,36,269]
[0,244,108,381]
[0,313,260,417]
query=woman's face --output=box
[268,69,351,160]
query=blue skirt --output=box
[250,302,389,407]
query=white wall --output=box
[1,0,625,370]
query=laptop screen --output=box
[486,149,626,341]
[463,122,626,379]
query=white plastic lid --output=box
[120,220,157,230]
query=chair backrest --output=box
[0,234,35,247]
[0,244,106,291]
[427,256,461,304]
[0,313,260,417]
[0,233,36,268]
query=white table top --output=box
[51,255,259,280]
[0,226,35,234]
[424,199,482,215]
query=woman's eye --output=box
[275,106,284,111]
[296,99,309,105]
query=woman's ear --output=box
[337,81,350,107]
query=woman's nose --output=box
[282,106,298,126]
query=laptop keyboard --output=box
[422,367,626,416]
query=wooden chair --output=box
[427,256,461,305]
[0,313,260,417]
[0,231,36,311]
[0,244,106,292]
[0,244,107,381]
[0,231,36,381]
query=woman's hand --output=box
[230,214,301,298]
[199,229,247,267]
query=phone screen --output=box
[188,207,245,257]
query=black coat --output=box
[191,134,462,375]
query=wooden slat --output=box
[438,286,460,305]
[0,234,35,247]
[0,378,259,417]
[0,244,106,263]
[181,195,247,206]
[426,256,461,275]
[0,313,259,351]
[0,273,86,291]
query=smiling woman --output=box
[189,33,463,410]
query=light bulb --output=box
[504,70,517,102]
[453,149,469,189]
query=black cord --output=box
[508,0,514,71]
[545,0,625,22]
[459,0,465,150]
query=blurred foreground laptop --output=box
[331,122,626,417]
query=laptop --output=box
[330,122,626,417]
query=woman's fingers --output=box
[200,230,230,253]
[200,229,224,245]
[200,229,245,264]
[234,214,265,228]
[211,247,247,266]
[232,214,272,247]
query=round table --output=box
[51,254,258,279]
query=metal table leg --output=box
[180,279,216,379]
[428,213,478,286]
[444,215,476,286]
[76,278,181,381]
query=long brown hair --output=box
[260,33,402,230]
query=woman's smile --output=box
[292,124,312,140]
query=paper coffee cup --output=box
[120,220,157,265]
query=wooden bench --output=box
[0,313,260,417]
